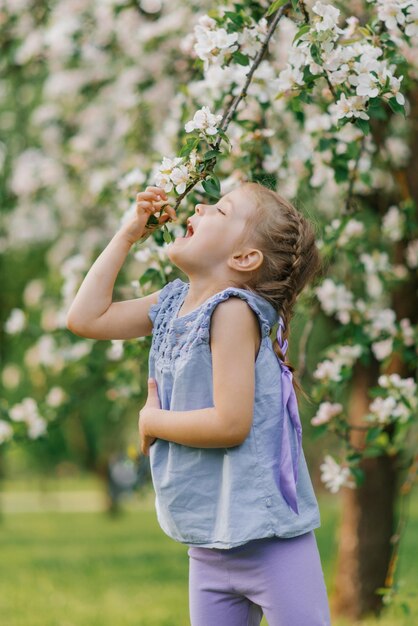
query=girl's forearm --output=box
[66,230,133,326]
[146,407,244,448]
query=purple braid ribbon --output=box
[275,316,302,515]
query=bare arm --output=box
[66,186,176,340]
[66,231,161,339]
[141,297,260,447]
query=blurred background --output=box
[1,1,417,625]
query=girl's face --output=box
[167,186,261,278]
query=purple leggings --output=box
[187,530,331,626]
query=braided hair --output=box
[231,181,324,402]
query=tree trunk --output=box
[330,361,400,620]
[330,79,418,622]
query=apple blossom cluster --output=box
[311,401,343,426]
[366,373,417,425]
[155,156,191,195]
[319,454,356,493]
[0,420,13,444]
[182,13,270,72]
[154,105,223,194]
[184,105,223,136]
[368,0,418,36]
[382,205,406,241]
[275,1,408,125]
[7,398,47,440]
[314,278,354,324]
[191,14,239,72]
[313,343,363,385]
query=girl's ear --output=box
[229,248,263,273]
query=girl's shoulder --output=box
[199,285,279,342]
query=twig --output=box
[215,3,291,143]
[140,3,291,242]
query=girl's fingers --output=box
[137,189,167,202]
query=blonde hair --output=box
[231,181,324,403]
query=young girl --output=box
[67,182,332,626]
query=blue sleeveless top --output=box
[147,277,321,549]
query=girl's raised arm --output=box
[65,186,176,340]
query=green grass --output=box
[0,489,417,625]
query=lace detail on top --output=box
[148,279,277,365]
[148,278,185,325]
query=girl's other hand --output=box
[118,186,177,245]
[138,378,161,456]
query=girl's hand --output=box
[119,186,177,246]
[138,378,161,456]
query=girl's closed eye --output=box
[217,207,226,215]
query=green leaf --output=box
[366,426,382,443]
[209,173,221,191]
[310,43,322,65]
[293,24,311,43]
[202,177,221,199]
[387,97,405,117]
[217,128,231,146]
[145,213,159,227]
[350,466,365,486]
[162,224,172,243]
[310,423,329,439]
[346,452,363,462]
[334,166,349,183]
[179,137,198,157]
[266,0,288,17]
[363,446,385,458]
[232,50,250,66]
[203,149,221,161]
[224,11,244,26]
[138,267,161,285]
[355,117,370,135]
[291,0,299,10]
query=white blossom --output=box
[320,454,355,493]
[331,93,369,121]
[315,279,354,324]
[364,307,397,339]
[9,397,47,438]
[371,337,393,360]
[405,3,418,37]
[368,395,397,424]
[46,386,67,407]
[399,318,415,346]
[382,205,405,241]
[313,359,343,382]
[106,339,125,361]
[311,402,343,426]
[360,251,391,273]
[312,2,344,34]
[369,373,417,425]
[0,421,13,444]
[405,239,418,268]
[184,105,222,136]
[193,17,239,71]
[117,167,146,190]
[337,219,365,245]
[170,164,190,195]
[4,308,26,334]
